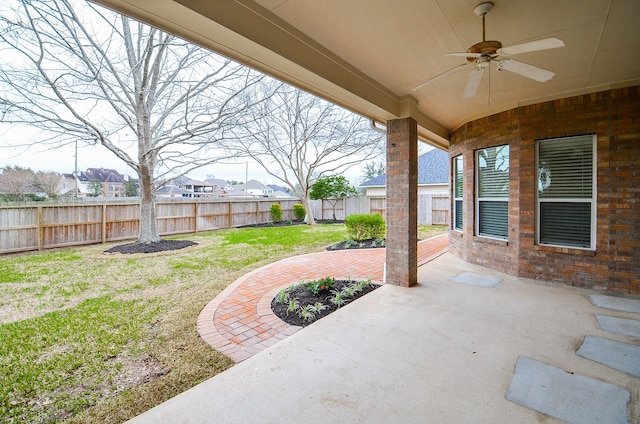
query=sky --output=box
[0,126,434,187]
[0,124,391,187]
[0,0,431,188]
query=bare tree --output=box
[34,171,62,198]
[0,165,34,200]
[225,81,384,224]
[0,0,261,243]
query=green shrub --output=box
[292,204,306,221]
[345,214,386,241]
[270,203,283,222]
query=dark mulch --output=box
[271,280,380,327]
[326,238,385,251]
[239,219,344,229]
[103,239,198,254]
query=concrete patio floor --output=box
[128,253,639,423]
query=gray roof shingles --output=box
[360,148,449,187]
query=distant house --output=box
[81,168,127,197]
[171,176,215,198]
[360,148,450,197]
[235,179,274,197]
[156,176,293,199]
[204,178,234,192]
[60,173,79,196]
[156,184,195,198]
[267,184,294,198]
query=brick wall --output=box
[449,86,640,295]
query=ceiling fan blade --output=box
[463,67,485,98]
[497,37,564,56]
[496,59,555,82]
[411,62,472,91]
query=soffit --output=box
[92,0,640,148]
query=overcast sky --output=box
[0,123,392,186]
[0,0,427,188]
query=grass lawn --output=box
[0,224,350,423]
[0,223,449,423]
[418,225,449,240]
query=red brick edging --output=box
[197,234,448,362]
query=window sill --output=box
[534,245,596,257]
[473,236,508,247]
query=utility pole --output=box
[74,139,78,198]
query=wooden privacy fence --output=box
[0,198,302,254]
[308,196,370,221]
[0,195,450,255]
[366,194,450,226]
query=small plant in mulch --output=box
[326,238,385,251]
[304,276,336,295]
[271,277,379,327]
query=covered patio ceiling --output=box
[94,0,640,149]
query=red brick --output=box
[449,85,640,295]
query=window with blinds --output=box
[476,145,509,239]
[454,155,463,231]
[536,135,595,249]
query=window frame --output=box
[535,134,597,250]
[453,155,463,231]
[475,145,510,241]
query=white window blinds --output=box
[476,145,509,239]
[537,135,595,249]
[454,155,463,231]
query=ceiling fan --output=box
[412,2,564,98]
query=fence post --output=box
[256,201,260,224]
[37,206,43,251]
[227,201,232,228]
[193,202,198,233]
[102,203,107,244]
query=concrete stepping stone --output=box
[591,295,640,313]
[451,271,501,288]
[577,336,640,377]
[596,315,640,338]
[507,357,630,424]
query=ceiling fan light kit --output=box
[412,1,564,98]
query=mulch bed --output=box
[103,239,198,254]
[239,219,344,229]
[326,238,384,251]
[271,280,380,327]
[101,230,381,327]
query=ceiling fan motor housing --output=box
[466,40,502,62]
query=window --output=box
[476,145,509,239]
[453,155,463,231]
[536,135,595,249]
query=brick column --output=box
[385,117,418,287]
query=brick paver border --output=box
[197,234,448,362]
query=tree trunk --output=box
[330,199,339,221]
[302,197,316,225]
[138,164,161,243]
